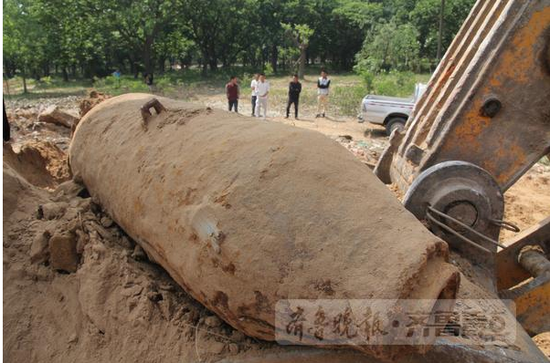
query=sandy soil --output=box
[3,94,549,362]
[3,163,269,363]
[501,164,550,242]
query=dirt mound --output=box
[79,90,109,118]
[3,170,266,362]
[5,103,75,151]
[3,141,71,189]
[38,105,79,128]
[3,162,48,221]
[333,135,386,168]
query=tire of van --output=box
[385,117,406,136]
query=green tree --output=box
[101,0,177,78]
[410,0,474,61]
[356,22,420,73]
[282,23,314,79]
[3,0,476,82]
[179,0,255,74]
[3,0,48,91]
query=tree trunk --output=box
[62,68,69,82]
[128,57,138,78]
[43,62,50,77]
[209,57,218,72]
[222,55,229,69]
[143,36,154,78]
[298,45,307,79]
[270,44,278,73]
[22,75,28,94]
[199,54,208,76]
[158,57,165,73]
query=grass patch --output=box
[4,67,431,117]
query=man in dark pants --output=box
[285,74,302,119]
[226,76,240,112]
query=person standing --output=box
[226,76,240,112]
[113,69,121,89]
[285,74,302,119]
[254,73,270,120]
[144,73,154,92]
[250,73,259,116]
[316,70,331,118]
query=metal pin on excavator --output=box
[373,0,550,361]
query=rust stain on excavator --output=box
[434,63,457,97]
[440,7,550,186]
[495,8,550,86]
[441,98,488,153]
[371,3,550,358]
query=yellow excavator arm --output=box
[375,0,550,343]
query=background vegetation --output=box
[3,67,431,117]
[4,0,475,92]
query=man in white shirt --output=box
[316,70,331,118]
[250,73,259,117]
[254,73,270,120]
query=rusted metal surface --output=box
[217,339,550,363]
[402,161,504,275]
[375,0,550,194]
[497,218,550,335]
[512,275,550,335]
[217,300,549,363]
[513,246,550,335]
[496,217,550,290]
[374,0,550,346]
[518,245,550,278]
[375,0,550,271]
[140,97,166,129]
